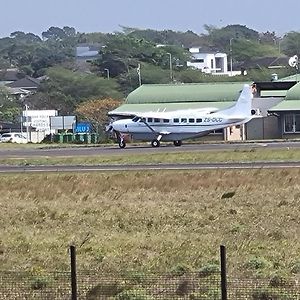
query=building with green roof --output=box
[268,81,300,138]
[109,80,300,141]
[110,83,247,117]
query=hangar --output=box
[109,80,300,141]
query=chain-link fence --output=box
[0,271,299,299]
[0,271,71,299]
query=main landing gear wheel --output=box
[173,140,182,147]
[118,140,126,148]
[151,139,160,147]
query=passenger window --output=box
[181,118,187,123]
[154,118,160,123]
[147,118,153,122]
[173,118,179,123]
[140,118,146,122]
[196,118,202,123]
[163,119,169,123]
[189,119,195,123]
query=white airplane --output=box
[111,84,254,148]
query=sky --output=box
[0,0,300,38]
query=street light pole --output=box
[104,68,110,80]
[166,52,173,82]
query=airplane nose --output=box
[112,120,129,132]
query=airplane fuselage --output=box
[112,113,246,141]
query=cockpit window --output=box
[132,116,140,122]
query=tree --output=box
[0,88,22,123]
[93,33,190,80]
[230,39,279,61]
[280,31,300,57]
[10,31,41,43]
[27,67,123,114]
[42,26,68,40]
[75,98,122,134]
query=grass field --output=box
[0,168,299,279]
[0,147,300,166]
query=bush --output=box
[244,257,268,270]
[198,264,219,277]
[86,282,124,299]
[30,276,48,290]
[115,289,154,300]
[269,273,288,288]
[290,261,300,274]
[170,263,191,276]
[252,288,293,300]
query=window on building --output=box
[295,115,300,132]
[191,58,204,63]
[284,114,300,133]
[284,114,295,132]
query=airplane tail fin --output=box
[223,84,253,117]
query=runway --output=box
[0,161,300,173]
[0,141,300,158]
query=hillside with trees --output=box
[0,24,299,124]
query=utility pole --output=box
[137,64,142,86]
[166,52,173,82]
[25,104,29,142]
[229,38,234,76]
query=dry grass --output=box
[0,169,300,278]
[0,148,300,166]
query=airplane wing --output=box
[131,107,219,119]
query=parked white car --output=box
[0,132,28,144]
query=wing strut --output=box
[140,119,157,133]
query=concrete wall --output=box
[246,116,281,140]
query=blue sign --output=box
[75,122,91,133]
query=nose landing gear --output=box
[114,130,126,149]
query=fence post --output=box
[70,245,77,300]
[220,245,227,300]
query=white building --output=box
[187,47,233,75]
